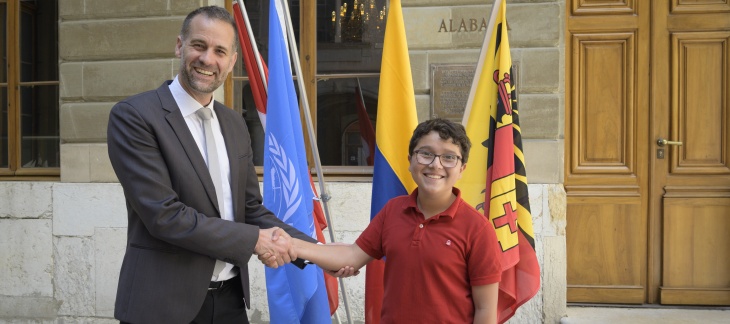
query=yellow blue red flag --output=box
[456,0,540,322]
[366,0,418,322]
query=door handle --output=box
[657,138,682,147]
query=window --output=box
[0,0,59,179]
[231,0,386,174]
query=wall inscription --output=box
[438,18,488,33]
[430,64,476,120]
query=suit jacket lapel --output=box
[157,82,221,214]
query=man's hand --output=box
[270,227,297,261]
[254,227,296,268]
[257,252,275,267]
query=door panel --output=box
[671,31,730,175]
[661,197,730,305]
[571,33,636,174]
[566,197,645,304]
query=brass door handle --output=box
[657,138,683,147]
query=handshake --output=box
[254,227,360,277]
[253,227,297,268]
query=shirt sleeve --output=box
[355,205,388,260]
[468,219,503,286]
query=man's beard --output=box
[178,50,224,95]
[179,64,222,94]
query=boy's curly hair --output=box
[408,118,471,163]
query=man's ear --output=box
[175,36,183,58]
[227,51,238,73]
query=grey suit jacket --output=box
[107,81,315,324]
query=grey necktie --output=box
[196,107,226,280]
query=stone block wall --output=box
[0,0,566,322]
[404,0,564,184]
[0,181,563,323]
[59,0,219,183]
[56,0,564,186]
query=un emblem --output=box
[266,134,302,223]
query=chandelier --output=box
[332,0,387,43]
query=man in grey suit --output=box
[107,6,334,324]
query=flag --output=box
[262,0,331,322]
[355,82,376,166]
[456,1,540,323]
[366,0,418,323]
[232,0,268,126]
[234,0,338,315]
[309,177,340,314]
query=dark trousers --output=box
[191,275,248,324]
[120,275,247,324]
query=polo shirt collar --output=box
[405,187,463,220]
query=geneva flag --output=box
[456,0,540,323]
[366,0,418,323]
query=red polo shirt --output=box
[356,188,502,323]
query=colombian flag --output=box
[456,0,540,323]
[366,0,418,322]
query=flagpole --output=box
[236,0,268,91]
[355,77,374,166]
[462,0,500,125]
[277,0,353,323]
[356,78,366,111]
[233,3,348,321]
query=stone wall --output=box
[0,181,564,323]
[404,0,564,185]
[57,0,563,186]
[0,0,565,322]
[59,0,214,183]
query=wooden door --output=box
[651,0,730,306]
[565,0,730,305]
[565,0,651,304]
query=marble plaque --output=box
[430,64,476,120]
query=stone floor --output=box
[561,305,730,324]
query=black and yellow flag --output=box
[455,0,540,322]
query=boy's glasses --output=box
[413,150,462,168]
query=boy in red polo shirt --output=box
[293,118,502,324]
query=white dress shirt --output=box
[169,76,237,281]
